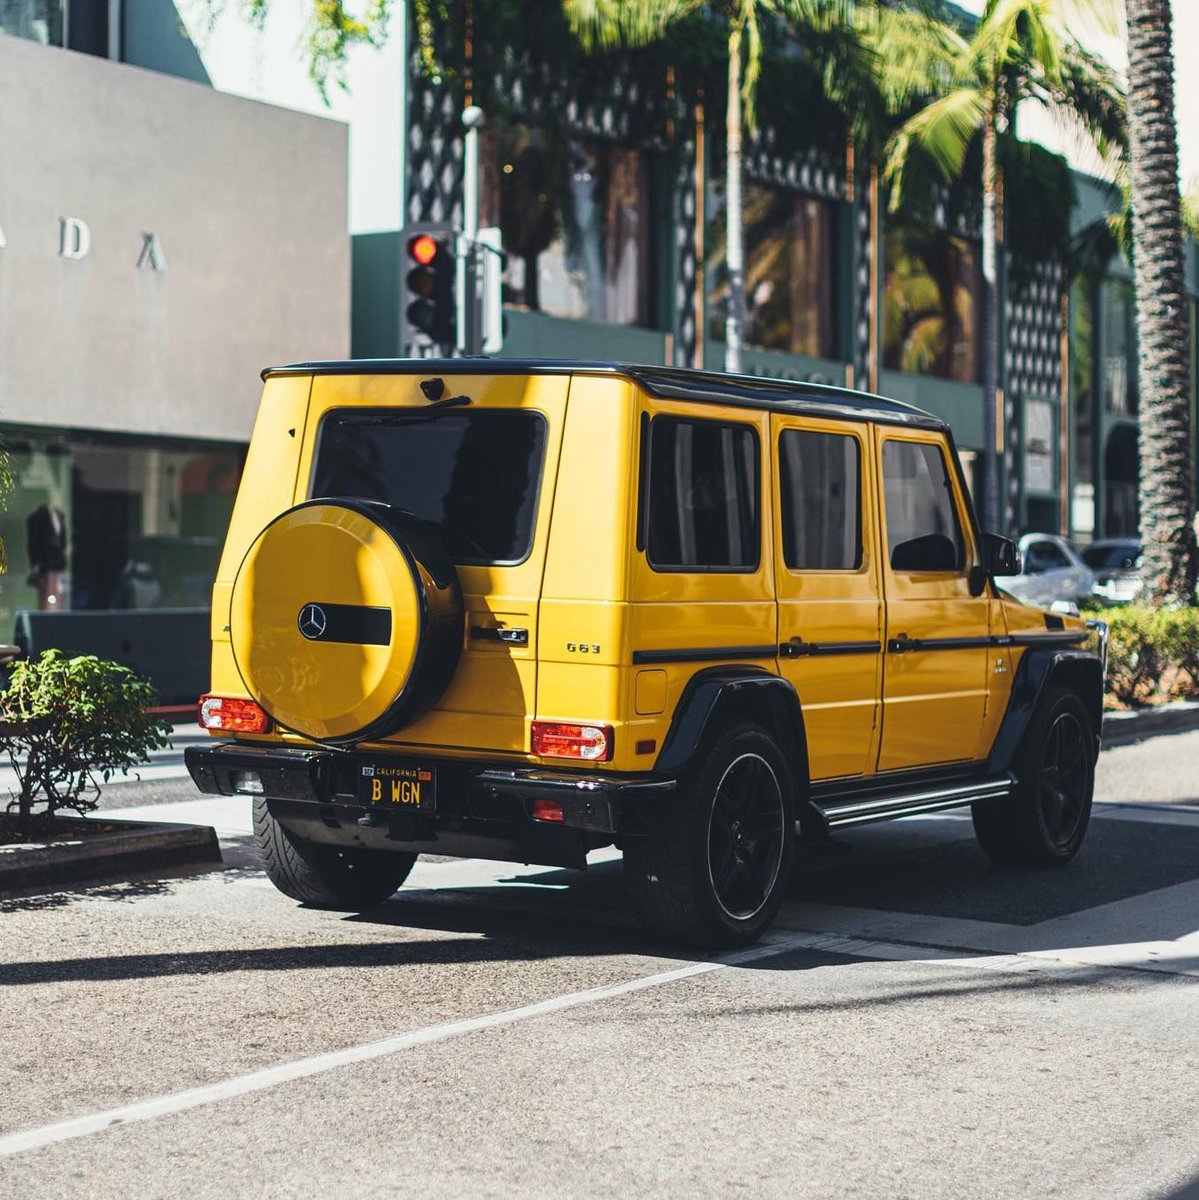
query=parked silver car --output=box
[1083,538,1143,605]
[995,532,1095,608]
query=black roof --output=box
[261,358,946,431]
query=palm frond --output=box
[562,0,703,50]
[884,86,987,204]
[858,4,972,114]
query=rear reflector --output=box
[531,721,613,762]
[199,694,270,734]
[530,797,565,822]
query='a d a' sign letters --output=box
[0,216,167,271]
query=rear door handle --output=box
[779,637,811,659]
[888,634,916,654]
[471,626,529,646]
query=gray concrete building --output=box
[0,5,349,699]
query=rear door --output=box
[297,371,570,756]
[875,430,991,772]
[771,414,883,781]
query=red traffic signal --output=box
[408,233,438,266]
[404,229,456,347]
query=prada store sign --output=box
[0,216,167,271]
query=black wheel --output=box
[253,797,417,909]
[624,722,795,948]
[972,687,1095,867]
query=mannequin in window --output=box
[26,503,68,612]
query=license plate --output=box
[358,761,436,810]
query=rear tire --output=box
[624,722,795,949]
[972,686,1095,867]
[253,797,417,909]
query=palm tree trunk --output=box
[980,108,1001,533]
[725,23,746,374]
[1126,0,1197,604]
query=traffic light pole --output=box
[460,106,484,356]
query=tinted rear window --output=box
[312,409,547,564]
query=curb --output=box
[0,820,222,891]
[1102,700,1199,749]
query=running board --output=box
[816,773,1015,830]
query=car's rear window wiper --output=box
[334,395,472,427]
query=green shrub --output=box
[1,651,171,839]
[1100,606,1199,707]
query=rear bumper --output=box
[184,742,675,869]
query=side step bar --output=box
[815,773,1015,830]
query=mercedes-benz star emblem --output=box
[298,603,327,640]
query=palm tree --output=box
[1124,0,1197,604]
[878,0,1125,533]
[564,0,885,374]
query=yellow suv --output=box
[186,361,1105,947]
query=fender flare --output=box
[653,666,811,800]
[986,647,1104,774]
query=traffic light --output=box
[405,230,456,349]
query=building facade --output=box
[0,3,349,699]
[352,7,1199,544]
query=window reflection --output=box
[0,0,63,45]
[480,124,652,327]
[1102,280,1138,416]
[0,432,244,633]
[883,226,981,383]
[708,182,838,359]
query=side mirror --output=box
[982,533,1020,577]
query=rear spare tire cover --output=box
[230,499,463,744]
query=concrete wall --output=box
[0,36,349,442]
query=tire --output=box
[972,686,1095,868]
[253,797,417,909]
[624,722,796,949]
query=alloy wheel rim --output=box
[706,752,786,921]
[1038,711,1089,849]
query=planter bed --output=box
[0,814,221,891]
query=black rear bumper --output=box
[185,742,675,870]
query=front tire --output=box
[972,686,1095,867]
[624,722,796,948]
[253,797,417,909]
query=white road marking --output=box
[3,920,1182,1161]
[0,929,859,1159]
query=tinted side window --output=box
[647,418,760,571]
[779,429,861,570]
[882,440,964,571]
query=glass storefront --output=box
[1070,282,1095,539]
[0,428,244,639]
[707,182,839,359]
[0,0,63,45]
[1102,279,1138,416]
[882,225,982,383]
[480,124,654,327]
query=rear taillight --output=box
[199,694,271,734]
[531,721,613,762]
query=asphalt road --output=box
[2,729,1199,1198]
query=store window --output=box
[0,431,244,635]
[882,226,982,383]
[1070,282,1095,538]
[0,0,63,45]
[1102,280,1138,416]
[707,182,838,359]
[480,124,653,327]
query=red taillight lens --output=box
[531,721,613,762]
[531,797,565,822]
[199,695,270,734]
